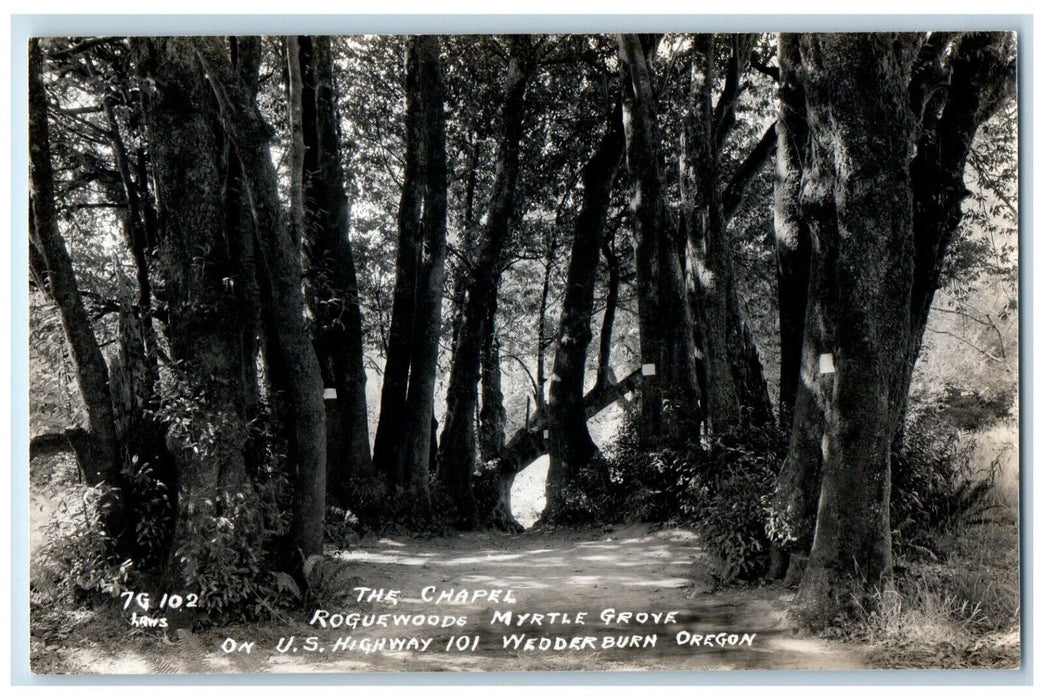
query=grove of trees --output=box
[28,31,1016,625]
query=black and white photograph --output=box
[21,25,1021,676]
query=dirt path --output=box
[38,524,868,674]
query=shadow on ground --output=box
[33,524,868,674]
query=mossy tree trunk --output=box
[132,38,252,583]
[617,33,700,447]
[193,37,328,565]
[794,33,921,624]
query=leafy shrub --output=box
[171,477,293,624]
[603,419,680,523]
[302,554,359,608]
[672,426,785,582]
[34,483,134,604]
[890,410,998,560]
[121,454,175,569]
[602,412,786,582]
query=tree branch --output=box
[723,122,778,219]
[925,326,1005,363]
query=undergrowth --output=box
[846,412,1020,669]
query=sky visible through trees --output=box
[26,31,1018,649]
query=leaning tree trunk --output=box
[29,39,122,489]
[543,103,624,524]
[298,36,374,512]
[618,33,700,447]
[439,40,531,530]
[794,33,920,626]
[193,37,328,565]
[475,368,642,531]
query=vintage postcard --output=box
[22,25,1021,677]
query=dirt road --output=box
[37,524,868,674]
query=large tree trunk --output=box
[193,37,328,564]
[768,34,822,580]
[543,103,624,523]
[448,136,482,358]
[439,39,532,529]
[132,38,251,584]
[478,298,507,463]
[771,31,1014,589]
[223,37,264,469]
[892,32,1015,438]
[618,34,700,446]
[774,36,813,428]
[297,36,374,512]
[369,37,448,523]
[794,34,920,625]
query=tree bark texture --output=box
[297,36,374,511]
[371,35,426,492]
[398,35,449,519]
[769,34,824,575]
[595,237,621,392]
[193,37,328,562]
[439,38,532,529]
[368,37,449,522]
[29,39,124,525]
[794,33,921,624]
[30,40,122,487]
[773,35,813,428]
[544,103,625,522]
[132,37,249,501]
[132,38,255,589]
[684,34,773,435]
[618,34,700,446]
[892,32,1015,438]
[478,297,507,462]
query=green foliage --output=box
[672,426,785,582]
[171,479,293,624]
[602,413,786,582]
[890,411,1000,560]
[34,483,133,604]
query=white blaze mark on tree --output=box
[324,388,337,399]
[818,353,835,375]
[642,363,657,376]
